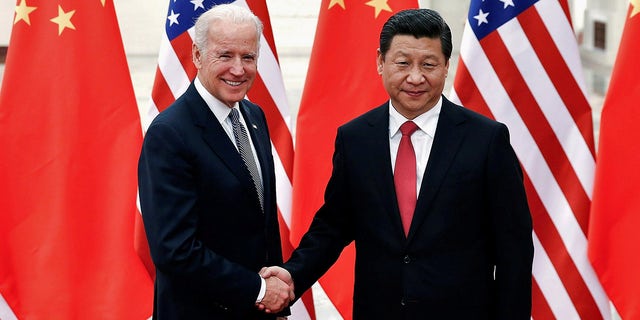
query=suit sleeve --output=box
[487,123,534,319]
[284,128,355,297]
[138,119,261,310]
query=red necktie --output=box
[394,121,419,236]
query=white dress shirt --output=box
[389,97,442,197]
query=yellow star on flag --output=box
[631,0,640,18]
[328,0,345,10]
[365,0,392,18]
[50,5,76,35]
[14,0,37,25]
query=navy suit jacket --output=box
[285,97,533,320]
[138,83,285,320]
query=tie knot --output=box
[399,121,419,136]
[229,108,240,124]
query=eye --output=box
[422,62,437,69]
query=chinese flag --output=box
[291,0,417,318]
[0,0,153,319]
[588,3,640,320]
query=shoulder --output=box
[442,96,505,130]
[339,103,388,132]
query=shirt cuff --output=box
[256,276,266,303]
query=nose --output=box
[406,66,425,84]
[229,57,245,76]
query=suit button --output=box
[403,255,411,264]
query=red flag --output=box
[142,1,314,318]
[451,0,609,318]
[291,0,417,318]
[0,0,153,319]
[588,3,640,319]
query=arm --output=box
[283,129,356,297]
[487,123,534,319]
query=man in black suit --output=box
[262,8,533,320]
[138,4,292,320]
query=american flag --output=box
[136,0,313,318]
[450,0,610,318]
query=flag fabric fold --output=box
[0,0,153,318]
[291,0,418,319]
[141,0,313,318]
[588,3,640,319]
[451,0,610,319]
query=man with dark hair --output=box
[262,8,533,319]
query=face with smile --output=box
[377,35,449,119]
[193,19,259,107]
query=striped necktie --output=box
[229,108,264,211]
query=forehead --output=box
[207,20,258,48]
[387,34,444,58]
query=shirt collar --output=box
[194,76,239,124]
[389,96,442,139]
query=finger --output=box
[261,267,275,278]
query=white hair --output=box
[193,4,263,54]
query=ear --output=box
[376,49,383,74]
[192,43,202,68]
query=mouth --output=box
[404,90,426,97]
[223,79,244,87]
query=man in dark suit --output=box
[262,8,533,320]
[138,4,292,320]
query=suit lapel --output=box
[407,97,467,242]
[185,85,257,196]
[364,103,408,238]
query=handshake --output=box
[256,266,295,314]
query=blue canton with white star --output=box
[469,0,539,40]
[165,0,235,41]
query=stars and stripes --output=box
[137,0,312,318]
[451,0,610,319]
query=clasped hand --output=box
[256,266,294,314]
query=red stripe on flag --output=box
[532,278,555,320]
[480,31,590,235]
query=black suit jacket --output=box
[138,83,285,320]
[285,97,533,320]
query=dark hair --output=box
[379,8,452,61]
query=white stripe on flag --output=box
[0,293,17,320]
